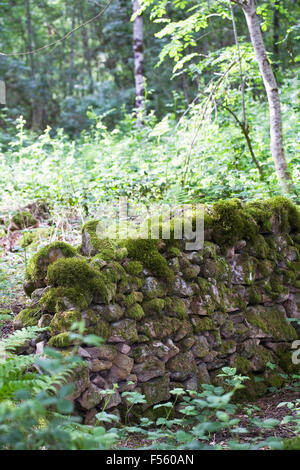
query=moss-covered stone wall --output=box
[14,197,300,423]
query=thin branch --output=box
[222,104,264,177]
[228,0,246,125]
[0,0,112,57]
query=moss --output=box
[191,316,216,333]
[12,307,42,328]
[170,297,187,319]
[40,287,90,314]
[166,246,181,258]
[278,351,300,374]
[126,303,145,320]
[143,298,165,316]
[203,241,218,260]
[248,286,262,305]
[125,291,143,307]
[197,277,210,295]
[233,355,252,374]
[264,275,289,300]
[246,306,297,341]
[46,257,113,304]
[127,275,144,291]
[123,238,174,283]
[283,437,300,450]
[12,210,37,229]
[47,257,96,287]
[124,261,143,276]
[246,196,300,233]
[50,309,82,336]
[81,220,115,254]
[48,332,73,348]
[102,261,126,283]
[93,319,112,340]
[25,241,77,283]
[208,199,258,248]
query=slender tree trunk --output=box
[69,7,76,95]
[232,0,292,192]
[25,0,42,129]
[273,0,279,66]
[132,0,145,124]
[80,4,93,93]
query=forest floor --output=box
[0,201,299,450]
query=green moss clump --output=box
[232,355,252,374]
[171,297,187,319]
[50,310,82,336]
[47,257,96,287]
[143,298,165,316]
[264,275,289,300]
[126,303,145,320]
[46,257,113,305]
[246,306,297,341]
[81,220,115,255]
[25,241,77,283]
[40,287,90,313]
[166,246,181,258]
[12,307,42,328]
[124,260,143,276]
[207,199,258,248]
[102,261,126,283]
[191,316,216,333]
[278,351,300,374]
[248,286,262,305]
[12,211,37,229]
[123,238,174,283]
[246,196,300,233]
[48,332,73,348]
[125,291,143,307]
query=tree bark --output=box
[231,0,292,191]
[132,0,145,123]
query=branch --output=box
[0,0,112,57]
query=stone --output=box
[141,376,170,406]
[87,359,112,372]
[172,276,194,297]
[115,343,131,354]
[133,357,165,382]
[229,254,257,285]
[141,277,166,299]
[105,391,122,409]
[77,383,104,410]
[108,319,139,344]
[191,336,210,358]
[113,353,134,374]
[66,364,90,401]
[95,304,124,322]
[166,351,197,381]
[85,345,117,361]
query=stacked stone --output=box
[14,199,300,423]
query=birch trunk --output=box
[232,0,292,191]
[133,0,145,123]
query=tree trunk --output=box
[273,0,279,66]
[80,4,93,93]
[132,0,145,124]
[25,0,42,130]
[232,0,292,191]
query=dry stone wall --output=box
[14,197,300,423]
